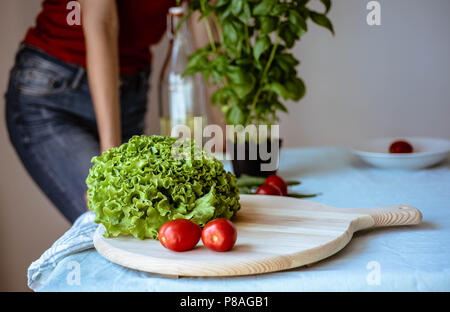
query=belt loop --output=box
[70,67,85,90]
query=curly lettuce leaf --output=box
[86,135,240,240]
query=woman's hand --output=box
[84,191,89,211]
[79,0,121,154]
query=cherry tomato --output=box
[264,175,288,196]
[255,184,282,196]
[389,140,413,153]
[201,218,237,252]
[158,219,201,252]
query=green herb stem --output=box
[251,37,279,120]
[204,17,216,53]
[244,25,251,53]
[212,13,223,45]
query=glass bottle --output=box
[159,6,207,142]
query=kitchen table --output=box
[27,147,450,291]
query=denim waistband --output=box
[16,43,150,90]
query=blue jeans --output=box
[5,44,150,223]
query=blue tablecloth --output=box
[28,147,450,291]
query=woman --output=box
[5,0,175,223]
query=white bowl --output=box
[351,137,450,170]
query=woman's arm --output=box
[79,0,121,153]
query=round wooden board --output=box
[93,194,422,277]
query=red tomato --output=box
[255,184,282,195]
[158,219,201,252]
[389,140,414,153]
[264,175,288,196]
[201,218,237,252]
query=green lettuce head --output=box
[86,135,240,239]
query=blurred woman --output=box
[5,0,175,223]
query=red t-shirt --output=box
[24,0,175,74]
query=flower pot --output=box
[227,138,282,178]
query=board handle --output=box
[354,205,422,230]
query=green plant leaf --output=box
[264,82,289,99]
[235,57,253,66]
[238,1,251,23]
[223,20,238,42]
[253,0,276,16]
[309,11,334,35]
[216,0,230,7]
[220,3,234,20]
[275,53,299,73]
[268,3,288,17]
[285,77,306,101]
[227,66,247,84]
[238,186,254,194]
[276,53,299,67]
[287,192,320,198]
[267,65,283,82]
[212,87,237,107]
[231,0,243,15]
[233,84,254,99]
[289,9,307,36]
[253,35,271,60]
[183,48,210,76]
[233,79,256,99]
[259,16,278,34]
[236,174,267,187]
[279,22,297,48]
[226,66,256,98]
[211,54,230,72]
[186,50,207,68]
[227,104,246,125]
[273,100,288,112]
[183,66,201,76]
[319,0,332,13]
[236,174,302,189]
[221,105,230,114]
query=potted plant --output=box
[182,0,334,177]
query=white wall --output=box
[279,0,450,146]
[1,0,449,291]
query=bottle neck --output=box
[168,14,186,40]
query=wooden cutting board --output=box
[93,194,422,277]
